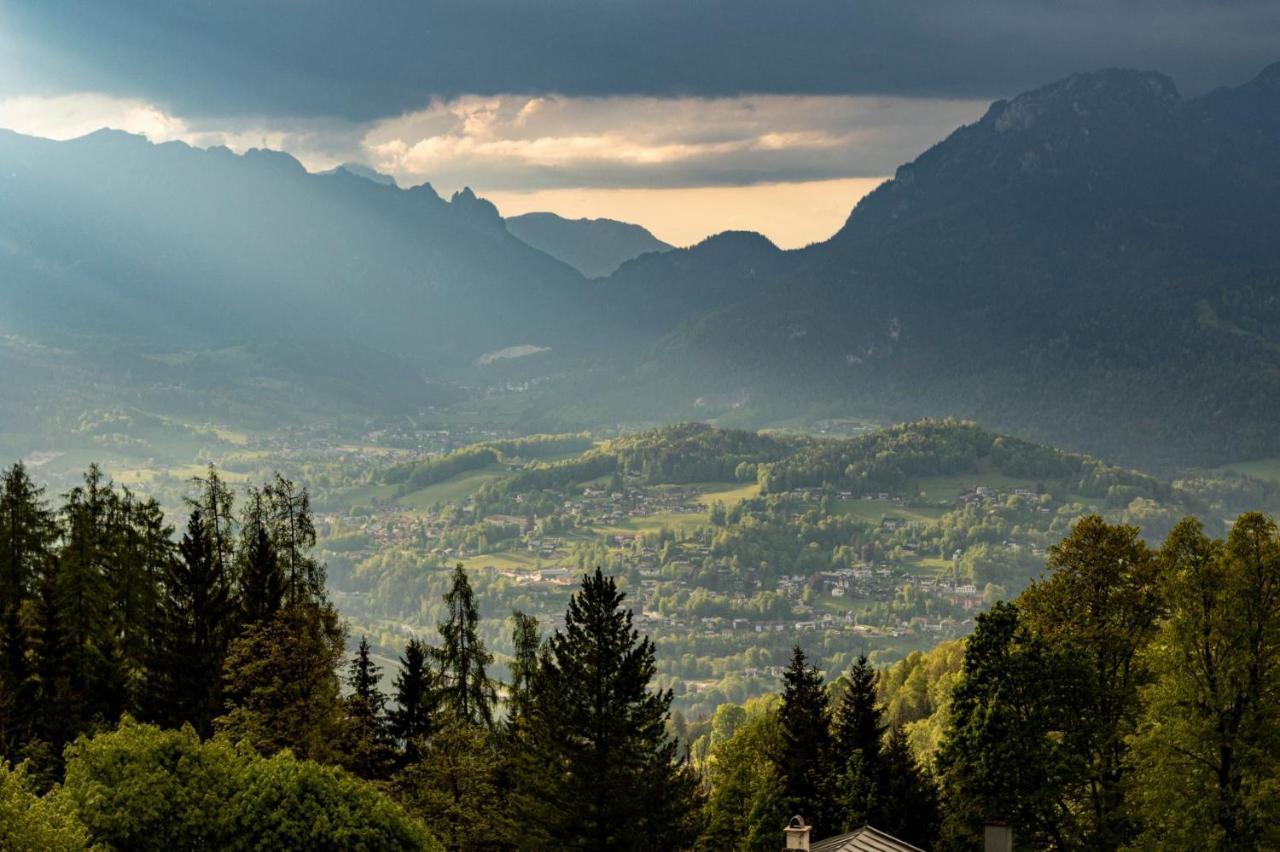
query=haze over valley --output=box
[4,5,1280,850]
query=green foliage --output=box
[58,718,439,851]
[0,760,88,851]
[510,568,702,850]
[936,601,1090,849]
[1017,515,1162,848]
[697,696,786,852]
[776,646,838,835]
[217,600,347,762]
[341,636,396,780]
[436,564,497,728]
[388,638,439,763]
[1128,515,1280,850]
[393,716,506,852]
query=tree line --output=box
[697,512,1280,850]
[4,457,1279,849]
[0,461,702,850]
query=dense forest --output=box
[2,457,1278,849]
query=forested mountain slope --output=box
[592,63,1280,465]
[5,62,1280,467]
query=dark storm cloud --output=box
[2,0,1278,122]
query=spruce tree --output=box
[236,489,284,626]
[105,491,172,720]
[389,638,439,763]
[30,554,73,761]
[56,465,115,729]
[153,506,233,735]
[877,725,941,848]
[217,599,347,762]
[342,635,395,779]
[511,568,700,850]
[832,654,886,830]
[436,564,495,728]
[0,463,54,759]
[777,645,838,836]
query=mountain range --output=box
[505,212,672,278]
[3,61,1280,467]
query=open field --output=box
[396,466,510,508]
[832,499,948,524]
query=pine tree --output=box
[777,645,838,836]
[152,506,233,735]
[876,725,941,848]
[389,638,439,763]
[342,635,395,779]
[0,462,54,759]
[832,654,886,830]
[436,564,495,728]
[510,568,700,850]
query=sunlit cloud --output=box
[0,90,984,245]
[0,92,360,173]
[363,94,986,191]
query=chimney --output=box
[984,820,1013,852]
[783,815,811,851]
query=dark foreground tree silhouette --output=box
[510,568,700,851]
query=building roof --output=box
[811,825,924,852]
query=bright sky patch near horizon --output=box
[486,179,886,248]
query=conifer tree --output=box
[832,654,886,830]
[505,610,540,727]
[190,465,236,583]
[511,568,700,850]
[30,554,73,762]
[152,506,233,735]
[389,638,439,763]
[436,564,495,728]
[264,475,323,605]
[0,463,54,759]
[342,635,395,779]
[56,465,115,729]
[217,599,346,762]
[236,489,284,626]
[876,725,941,848]
[105,491,172,720]
[777,645,838,835]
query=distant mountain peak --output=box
[241,147,306,174]
[448,186,504,228]
[320,162,397,186]
[985,68,1179,136]
[692,230,778,252]
[506,211,673,277]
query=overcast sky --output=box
[2,1,1277,246]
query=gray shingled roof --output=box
[810,825,924,852]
